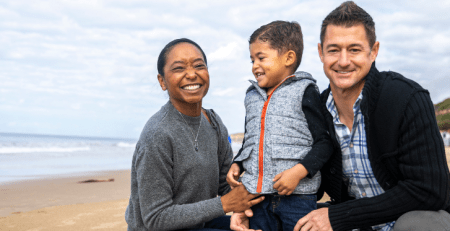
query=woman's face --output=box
[158,42,209,108]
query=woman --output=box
[125,38,263,231]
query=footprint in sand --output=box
[59,212,95,226]
[91,221,123,229]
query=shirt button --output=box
[354,169,358,174]
[349,143,354,148]
[362,192,366,197]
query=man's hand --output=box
[273,164,308,195]
[230,210,261,231]
[227,163,242,189]
[221,185,264,213]
[294,208,332,231]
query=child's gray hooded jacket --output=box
[234,71,321,194]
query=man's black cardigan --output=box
[318,63,450,230]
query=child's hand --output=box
[272,164,308,195]
[227,163,242,189]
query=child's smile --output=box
[249,40,293,94]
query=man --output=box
[231,1,450,231]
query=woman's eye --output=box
[173,67,184,71]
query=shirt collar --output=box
[326,90,364,124]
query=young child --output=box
[227,21,333,231]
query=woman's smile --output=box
[181,84,202,91]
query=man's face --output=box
[318,24,379,94]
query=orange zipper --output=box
[256,75,294,193]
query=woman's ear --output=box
[157,74,166,91]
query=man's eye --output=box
[173,67,184,71]
[195,64,206,69]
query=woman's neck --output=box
[170,99,202,117]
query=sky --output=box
[1,0,449,139]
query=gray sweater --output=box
[125,101,233,231]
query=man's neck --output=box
[331,81,365,132]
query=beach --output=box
[1,147,449,231]
[0,170,131,230]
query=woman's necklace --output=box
[177,111,202,152]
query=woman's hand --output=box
[221,185,264,213]
[227,163,242,189]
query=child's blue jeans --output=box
[249,194,317,231]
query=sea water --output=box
[0,132,243,184]
[0,133,137,184]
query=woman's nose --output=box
[185,66,197,79]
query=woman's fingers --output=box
[248,195,265,207]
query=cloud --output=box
[208,42,244,62]
[1,0,449,138]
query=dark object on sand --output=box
[77,178,114,183]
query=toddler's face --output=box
[249,41,290,94]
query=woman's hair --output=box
[157,38,208,77]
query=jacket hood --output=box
[247,71,316,99]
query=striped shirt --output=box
[326,91,395,231]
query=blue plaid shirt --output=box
[326,91,395,231]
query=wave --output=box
[116,142,136,148]
[0,146,90,154]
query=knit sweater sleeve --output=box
[299,85,334,178]
[134,130,225,231]
[328,90,450,230]
[213,111,233,196]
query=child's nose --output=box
[252,61,259,72]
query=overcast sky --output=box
[1,0,449,139]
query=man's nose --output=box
[338,50,351,67]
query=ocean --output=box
[0,132,243,184]
[0,133,137,184]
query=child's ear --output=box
[157,74,167,91]
[285,50,296,67]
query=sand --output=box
[0,170,131,231]
[0,148,449,231]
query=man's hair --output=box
[320,1,376,48]
[249,20,303,71]
[157,38,207,77]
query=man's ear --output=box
[370,41,380,62]
[285,50,296,67]
[157,74,166,91]
[317,43,324,63]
